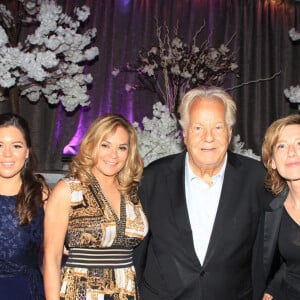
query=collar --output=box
[269,188,289,210]
[185,153,227,185]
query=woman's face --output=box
[93,126,129,180]
[0,126,29,181]
[272,124,300,182]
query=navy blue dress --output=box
[0,195,45,300]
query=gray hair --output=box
[178,86,237,130]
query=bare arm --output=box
[43,179,70,300]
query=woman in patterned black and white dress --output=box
[43,114,148,300]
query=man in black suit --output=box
[134,86,271,300]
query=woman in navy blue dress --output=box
[0,113,49,299]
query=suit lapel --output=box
[202,153,240,266]
[167,152,193,235]
[167,152,201,266]
[263,192,286,277]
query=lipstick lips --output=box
[286,161,300,168]
[0,162,14,167]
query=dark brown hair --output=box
[0,113,49,225]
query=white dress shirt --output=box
[185,153,227,265]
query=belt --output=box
[65,248,133,268]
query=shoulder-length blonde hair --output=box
[70,114,143,195]
[262,114,300,195]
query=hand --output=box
[262,293,273,300]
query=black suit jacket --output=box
[134,151,271,300]
[254,190,287,299]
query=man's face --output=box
[183,97,232,177]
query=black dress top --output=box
[277,207,300,300]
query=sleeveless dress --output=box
[60,177,148,300]
[0,195,45,300]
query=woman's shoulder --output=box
[58,176,89,205]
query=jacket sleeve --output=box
[133,179,150,286]
[265,262,286,298]
[252,212,266,300]
[252,180,274,300]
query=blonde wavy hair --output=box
[178,86,237,131]
[70,114,144,195]
[262,114,300,196]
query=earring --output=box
[24,158,29,169]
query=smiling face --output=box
[0,126,29,181]
[271,124,300,182]
[92,126,129,180]
[183,97,232,177]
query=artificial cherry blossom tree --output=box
[113,20,238,113]
[0,0,99,113]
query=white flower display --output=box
[134,102,260,166]
[284,85,300,109]
[113,20,238,113]
[288,28,300,41]
[133,102,183,166]
[122,21,259,164]
[230,135,260,161]
[284,28,300,110]
[0,0,99,112]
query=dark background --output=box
[0,0,299,171]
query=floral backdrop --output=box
[0,0,99,113]
[113,20,238,113]
[0,0,298,171]
[134,101,260,167]
[284,27,300,107]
